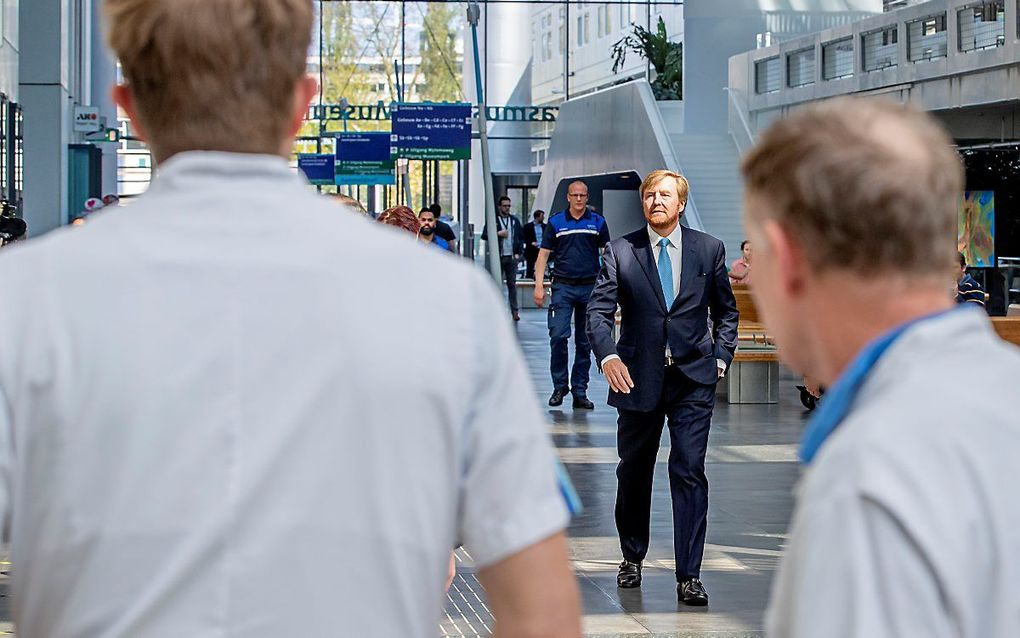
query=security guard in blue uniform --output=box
[533,180,611,409]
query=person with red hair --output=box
[376,205,420,235]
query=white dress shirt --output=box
[0,152,569,637]
[767,309,1020,638]
[601,224,726,374]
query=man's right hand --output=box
[497,229,509,238]
[533,285,546,308]
[604,358,635,394]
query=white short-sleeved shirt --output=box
[767,308,1020,638]
[0,152,569,637]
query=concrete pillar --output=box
[91,0,118,197]
[20,0,73,236]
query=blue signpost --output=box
[336,132,395,186]
[390,103,472,161]
[297,154,336,186]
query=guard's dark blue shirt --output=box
[541,209,611,280]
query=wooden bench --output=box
[725,285,780,403]
[991,317,1020,347]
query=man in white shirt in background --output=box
[742,97,1020,638]
[0,0,581,636]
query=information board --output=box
[297,154,336,186]
[336,132,395,185]
[390,103,472,161]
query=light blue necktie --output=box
[657,237,673,305]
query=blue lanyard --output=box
[799,307,962,464]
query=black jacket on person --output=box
[586,225,739,411]
[435,220,457,245]
[481,214,525,257]
[522,221,549,257]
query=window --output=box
[597,5,605,37]
[863,26,899,71]
[559,24,565,54]
[604,3,611,35]
[908,13,948,62]
[958,1,1005,52]
[577,15,583,46]
[787,47,816,87]
[542,33,553,61]
[755,56,781,94]
[822,38,854,80]
[584,12,591,44]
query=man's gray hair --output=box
[741,97,963,278]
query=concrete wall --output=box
[534,80,704,233]
[729,0,1020,142]
[684,0,882,134]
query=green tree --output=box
[418,2,463,102]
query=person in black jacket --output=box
[482,196,525,320]
[586,170,738,606]
[522,210,549,280]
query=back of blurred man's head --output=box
[740,98,963,379]
[105,0,315,162]
[741,97,962,282]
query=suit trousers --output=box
[615,365,715,581]
[525,249,539,279]
[500,256,519,314]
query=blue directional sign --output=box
[336,132,395,185]
[390,103,472,161]
[297,154,336,186]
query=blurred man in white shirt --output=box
[742,98,1020,638]
[0,1,581,635]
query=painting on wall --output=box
[958,190,995,267]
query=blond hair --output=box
[741,97,962,278]
[641,170,690,203]
[105,0,313,159]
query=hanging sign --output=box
[390,103,472,161]
[297,154,336,186]
[336,132,395,185]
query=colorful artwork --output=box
[958,191,995,268]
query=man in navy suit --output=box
[587,169,738,605]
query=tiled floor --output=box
[443,308,809,637]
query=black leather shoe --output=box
[548,389,567,407]
[678,578,709,606]
[572,395,595,410]
[617,560,642,588]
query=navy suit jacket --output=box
[586,225,739,412]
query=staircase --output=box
[668,133,746,262]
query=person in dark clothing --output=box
[586,169,738,606]
[428,203,457,253]
[522,210,549,280]
[533,181,611,409]
[482,196,525,321]
[956,251,986,308]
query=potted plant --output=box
[611,17,683,101]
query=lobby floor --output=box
[442,309,808,638]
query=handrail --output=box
[724,87,756,153]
